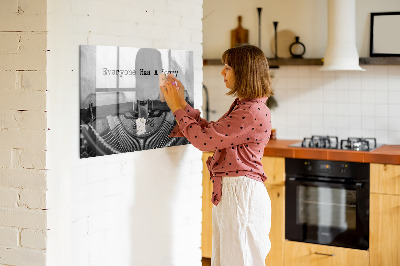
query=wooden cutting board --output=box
[231,16,249,48]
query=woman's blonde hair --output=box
[221,44,273,99]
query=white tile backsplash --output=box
[361,77,375,91]
[389,117,400,131]
[323,103,336,116]
[298,77,311,89]
[336,103,349,116]
[336,115,348,129]
[361,104,375,117]
[375,117,389,129]
[204,65,400,144]
[389,104,400,117]
[374,77,388,91]
[389,131,400,143]
[388,91,400,105]
[362,116,375,130]
[285,66,298,77]
[375,130,389,144]
[348,90,362,104]
[287,77,299,89]
[374,90,388,104]
[388,65,400,76]
[374,65,388,76]
[336,90,349,103]
[375,104,389,117]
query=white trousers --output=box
[212,176,271,266]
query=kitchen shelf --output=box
[268,58,323,67]
[203,58,323,68]
[203,57,400,67]
[359,57,400,65]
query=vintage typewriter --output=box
[80,92,192,158]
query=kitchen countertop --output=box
[263,139,400,165]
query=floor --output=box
[202,257,211,266]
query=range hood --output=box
[320,0,365,71]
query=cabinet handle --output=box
[314,252,335,257]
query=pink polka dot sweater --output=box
[169,97,272,206]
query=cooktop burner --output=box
[290,135,381,151]
[301,135,339,149]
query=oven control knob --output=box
[304,161,312,171]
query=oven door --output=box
[285,177,369,250]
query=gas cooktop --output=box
[289,135,383,151]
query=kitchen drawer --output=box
[284,241,369,266]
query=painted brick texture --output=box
[46,0,203,265]
[0,0,48,265]
[0,0,203,265]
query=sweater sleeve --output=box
[172,106,257,152]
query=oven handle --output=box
[286,177,364,189]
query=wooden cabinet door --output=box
[370,163,400,195]
[264,184,284,266]
[262,156,285,186]
[202,152,213,258]
[262,157,285,265]
[284,241,369,266]
[370,193,400,266]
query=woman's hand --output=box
[160,75,186,113]
[170,75,187,108]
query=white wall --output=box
[46,0,203,266]
[203,0,400,58]
[203,0,400,145]
[204,0,326,59]
[0,0,48,265]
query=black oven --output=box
[285,158,369,250]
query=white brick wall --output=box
[0,0,48,265]
[21,229,47,250]
[2,0,203,263]
[46,1,203,266]
[0,227,19,247]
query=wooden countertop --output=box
[263,139,400,165]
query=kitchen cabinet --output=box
[370,163,400,266]
[201,153,286,266]
[264,184,284,266]
[202,152,213,258]
[261,156,285,186]
[370,163,400,195]
[370,193,400,266]
[261,156,285,266]
[202,156,400,265]
[284,241,369,266]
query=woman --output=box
[161,44,273,266]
